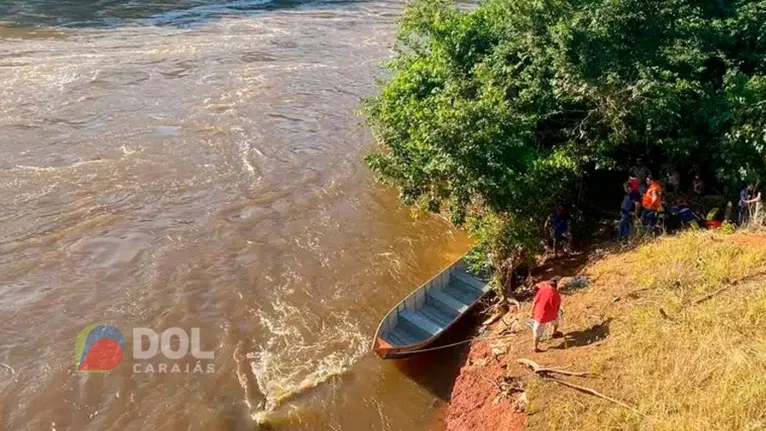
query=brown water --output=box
[0,2,471,430]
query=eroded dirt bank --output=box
[444,337,527,431]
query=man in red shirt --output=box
[531,276,563,352]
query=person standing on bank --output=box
[550,203,570,257]
[642,175,663,228]
[619,181,641,241]
[738,183,761,226]
[531,277,563,352]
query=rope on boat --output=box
[399,332,520,355]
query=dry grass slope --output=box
[530,232,766,431]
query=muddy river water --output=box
[0,1,471,430]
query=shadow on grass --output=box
[552,318,612,350]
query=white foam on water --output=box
[248,298,368,422]
[11,159,108,173]
[238,140,256,176]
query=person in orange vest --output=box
[530,276,563,352]
[641,175,664,228]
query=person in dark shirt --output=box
[619,181,640,241]
[738,183,761,226]
[550,204,569,257]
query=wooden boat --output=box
[371,256,493,359]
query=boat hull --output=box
[371,257,492,359]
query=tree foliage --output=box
[363,0,766,269]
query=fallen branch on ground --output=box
[689,275,753,304]
[480,374,526,405]
[506,298,521,312]
[484,298,521,325]
[518,359,644,418]
[692,284,734,305]
[517,358,591,377]
[627,287,652,298]
[480,375,504,393]
[690,267,766,305]
[482,300,512,326]
[482,310,505,326]
[656,268,766,321]
[659,308,674,320]
[548,377,647,418]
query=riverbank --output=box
[445,231,766,430]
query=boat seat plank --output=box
[395,317,431,343]
[420,303,455,327]
[386,326,419,346]
[443,284,478,304]
[429,289,470,312]
[384,331,404,346]
[400,310,443,336]
[450,276,482,297]
[451,271,487,292]
[477,279,492,293]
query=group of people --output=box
[618,158,664,240]
[618,157,763,241]
[532,159,764,352]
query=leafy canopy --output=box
[364,0,766,265]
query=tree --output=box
[363,0,766,282]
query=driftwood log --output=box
[547,377,647,418]
[516,358,591,377]
[690,267,766,305]
[517,358,645,418]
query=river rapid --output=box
[0,1,470,430]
